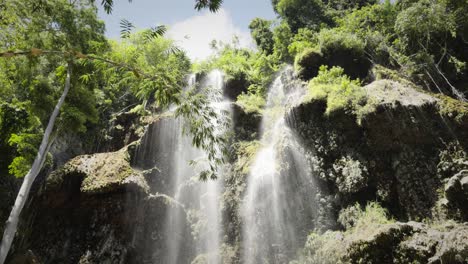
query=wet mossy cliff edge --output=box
[3,75,468,263]
[285,79,468,263]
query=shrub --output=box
[236,93,266,114]
[288,28,316,57]
[318,29,371,79]
[292,202,393,264]
[291,231,345,264]
[304,66,369,117]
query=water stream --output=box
[242,67,317,264]
[136,67,318,264]
[136,70,231,264]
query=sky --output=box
[97,0,276,61]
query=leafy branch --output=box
[98,0,223,14]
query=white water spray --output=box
[242,67,317,264]
[139,70,231,264]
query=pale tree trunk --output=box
[0,63,72,264]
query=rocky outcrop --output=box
[231,103,261,141]
[286,79,468,221]
[347,222,468,264]
[7,145,184,264]
[5,74,467,264]
[444,170,468,220]
[223,74,249,101]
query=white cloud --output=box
[167,9,253,61]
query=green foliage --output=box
[290,27,371,80]
[175,87,230,180]
[96,35,190,107]
[305,66,369,117]
[0,101,42,178]
[0,0,108,177]
[0,0,108,53]
[292,202,393,264]
[274,0,331,33]
[233,140,261,174]
[317,28,371,79]
[350,202,393,229]
[249,18,274,55]
[326,0,377,11]
[318,29,365,57]
[272,21,294,62]
[290,231,345,264]
[288,28,316,57]
[197,41,281,97]
[236,93,266,114]
[435,94,468,124]
[271,0,467,100]
[395,0,456,49]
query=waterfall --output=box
[242,67,318,264]
[136,70,231,264]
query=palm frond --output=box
[120,19,135,39]
[101,0,113,14]
[194,0,223,12]
[142,25,167,42]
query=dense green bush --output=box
[236,93,266,114]
[318,29,371,80]
[304,66,374,119]
[249,18,274,55]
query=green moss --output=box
[45,147,147,194]
[372,65,410,84]
[236,93,266,114]
[294,48,323,80]
[79,150,135,193]
[435,94,468,123]
[292,202,394,264]
[291,231,345,264]
[303,66,375,121]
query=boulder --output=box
[346,222,468,264]
[232,103,262,141]
[9,146,162,264]
[444,170,468,220]
[294,48,324,81]
[223,74,249,101]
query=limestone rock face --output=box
[232,103,262,141]
[287,79,468,221]
[4,76,467,264]
[347,222,468,264]
[223,74,249,101]
[46,148,149,195]
[444,170,468,219]
[9,146,169,264]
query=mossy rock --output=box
[347,223,415,264]
[223,72,249,100]
[232,103,262,141]
[46,146,148,196]
[294,48,324,81]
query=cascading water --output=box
[242,67,318,264]
[135,70,231,264]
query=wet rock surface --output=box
[3,77,467,264]
[347,222,468,264]
[7,146,171,264]
[287,79,468,221]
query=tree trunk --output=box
[0,63,72,264]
